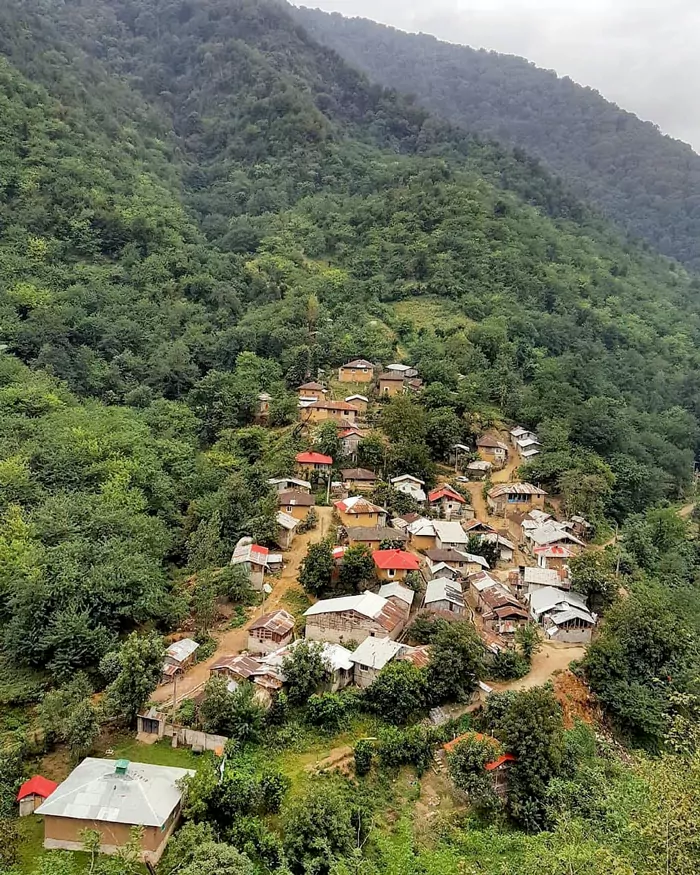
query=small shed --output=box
[276,510,299,550]
[17,776,58,817]
[162,638,199,683]
[424,578,465,614]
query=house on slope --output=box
[303,590,408,645]
[302,400,360,426]
[424,578,466,615]
[295,451,333,476]
[527,587,596,644]
[35,758,194,863]
[268,476,312,494]
[476,435,509,469]
[428,485,468,520]
[372,548,421,582]
[335,495,387,528]
[390,474,427,503]
[345,526,408,549]
[161,638,199,684]
[276,510,299,550]
[377,371,406,397]
[339,359,374,383]
[341,467,379,492]
[349,637,405,688]
[423,548,489,578]
[277,490,315,521]
[487,483,547,515]
[230,541,269,590]
[247,610,295,655]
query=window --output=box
[286,506,293,512]
[387,569,395,578]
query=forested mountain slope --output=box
[0,0,698,674]
[294,5,700,270]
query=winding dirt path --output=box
[152,506,334,705]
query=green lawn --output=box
[105,737,202,770]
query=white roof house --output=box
[263,639,354,675]
[523,566,562,588]
[425,578,465,610]
[432,520,470,549]
[390,474,427,503]
[528,525,585,548]
[268,476,312,492]
[378,582,415,607]
[407,518,436,538]
[35,758,194,828]
[386,363,413,373]
[349,637,404,672]
[344,394,369,404]
[165,639,199,665]
[276,510,299,532]
[527,587,589,621]
[304,590,388,620]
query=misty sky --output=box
[298,0,700,152]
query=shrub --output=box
[489,648,530,680]
[354,739,374,776]
[306,692,348,733]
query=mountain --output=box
[0,0,699,679]
[293,6,700,271]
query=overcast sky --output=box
[297,0,700,152]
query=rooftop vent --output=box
[114,759,129,776]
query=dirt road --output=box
[152,506,334,706]
[491,640,585,692]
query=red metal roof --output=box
[372,549,420,570]
[428,486,465,503]
[17,776,58,802]
[443,733,517,770]
[485,754,517,771]
[295,451,333,465]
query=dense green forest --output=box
[294,5,700,270]
[0,0,700,872]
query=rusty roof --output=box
[278,491,315,506]
[249,609,295,635]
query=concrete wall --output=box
[549,624,593,644]
[411,534,437,552]
[247,630,293,655]
[339,367,373,383]
[375,567,409,582]
[43,811,178,863]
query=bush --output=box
[364,661,427,724]
[405,612,451,645]
[489,648,530,680]
[176,698,197,727]
[259,769,291,814]
[306,692,348,733]
[354,739,374,776]
[376,725,435,775]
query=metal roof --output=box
[268,477,312,490]
[278,491,315,507]
[34,758,194,827]
[528,587,588,616]
[248,609,295,635]
[425,578,465,607]
[488,482,547,498]
[231,542,269,567]
[342,359,374,368]
[378,582,415,606]
[349,637,404,670]
[304,590,387,619]
[264,639,354,673]
[335,495,385,514]
[432,521,469,545]
[165,638,199,664]
[347,526,407,542]
[340,468,378,480]
[529,525,584,547]
[372,549,420,570]
[523,567,561,586]
[390,474,425,485]
[548,606,596,626]
[276,510,299,531]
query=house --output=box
[268,476,312,494]
[344,394,369,414]
[295,451,333,476]
[407,518,438,551]
[526,523,585,554]
[377,371,406,397]
[467,571,503,609]
[341,467,379,491]
[349,637,406,688]
[443,734,515,797]
[422,561,462,582]
[256,392,272,420]
[476,435,509,468]
[302,400,360,426]
[230,541,269,590]
[465,459,492,480]
[339,359,374,383]
[303,590,408,645]
[478,584,529,635]
[527,587,596,644]
[17,776,58,817]
[161,638,199,684]
[377,581,415,609]
[386,363,418,378]
[339,426,365,458]
[463,520,515,562]
[428,484,468,520]
[391,511,423,532]
[405,377,423,393]
[486,483,547,515]
[372,548,421,582]
[335,495,387,528]
[247,609,295,655]
[276,511,299,550]
[297,381,327,400]
[534,544,576,571]
[509,426,531,445]
[424,578,465,614]
[277,490,315,521]
[35,758,194,863]
[432,520,471,551]
[424,548,489,577]
[569,515,593,540]
[346,526,408,549]
[513,565,567,600]
[390,474,426,503]
[209,655,283,704]
[516,436,541,461]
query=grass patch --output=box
[393,297,472,332]
[281,586,313,619]
[105,736,202,770]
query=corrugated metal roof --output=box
[523,567,561,586]
[34,758,194,827]
[432,521,469,545]
[378,582,415,606]
[488,482,547,498]
[372,549,420,570]
[278,491,315,507]
[335,495,385,514]
[341,468,378,480]
[304,590,387,619]
[528,587,588,616]
[165,638,199,664]
[349,637,404,670]
[295,451,333,464]
[425,578,465,607]
[249,609,295,635]
[347,526,407,542]
[277,510,299,531]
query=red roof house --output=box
[428,485,466,504]
[372,549,420,581]
[295,451,333,470]
[17,776,58,816]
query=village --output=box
[18,357,601,865]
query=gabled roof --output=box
[477,435,509,450]
[277,510,299,531]
[488,482,547,498]
[34,758,194,827]
[304,590,405,632]
[463,519,497,535]
[310,400,360,412]
[428,485,466,503]
[529,525,584,547]
[378,371,405,381]
[425,578,465,608]
[534,544,576,558]
[165,638,199,664]
[268,476,312,490]
[339,427,365,438]
[510,426,529,438]
[335,495,385,515]
[278,491,315,507]
[17,776,58,802]
[342,359,374,368]
[467,460,492,471]
[341,467,378,481]
[231,542,269,567]
[407,518,436,538]
[347,526,408,542]
[378,582,415,606]
[295,451,333,465]
[298,381,325,391]
[264,639,354,674]
[523,566,561,586]
[425,548,489,569]
[469,571,502,592]
[349,636,404,670]
[528,587,589,616]
[249,609,295,636]
[391,474,425,485]
[344,394,368,403]
[432,520,469,545]
[372,549,420,571]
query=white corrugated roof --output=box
[349,637,404,670]
[304,590,386,619]
[523,567,561,586]
[548,606,595,626]
[425,577,465,607]
[277,510,299,530]
[378,582,415,606]
[407,518,435,537]
[433,521,469,545]
[35,758,194,827]
[528,587,588,616]
[165,638,199,664]
[530,526,584,547]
